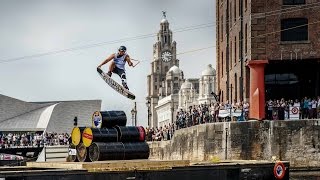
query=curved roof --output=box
[168,65,181,74]
[161,18,168,24]
[0,94,101,133]
[0,94,53,122]
[201,64,216,76]
[181,80,193,89]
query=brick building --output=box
[216,0,320,118]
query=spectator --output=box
[0,132,70,149]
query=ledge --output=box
[280,40,310,45]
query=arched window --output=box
[235,73,238,101]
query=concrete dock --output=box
[0,159,289,180]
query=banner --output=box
[289,105,300,120]
[218,109,242,118]
[218,110,230,118]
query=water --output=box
[290,171,320,180]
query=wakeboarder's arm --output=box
[98,54,115,68]
[125,55,133,67]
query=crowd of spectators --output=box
[175,101,250,129]
[266,96,320,120]
[0,132,70,149]
[146,96,320,141]
[145,124,175,141]
[145,101,249,141]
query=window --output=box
[221,52,224,77]
[283,0,305,5]
[229,2,232,26]
[245,0,248,10]
[220,14,223,41]
[239,31,242,60]
[221,91,224,102]
[234,36,237,64]
[194,83,199,94]
[265,73,298,85]
[245,24,247,54]
[281,18,308,41]
[234,0,237,22]
[235,73,238,101]
[239,0,241,17]
[239,76,242,101]
[226,4,229,34]
[230,41,233,68]
[218,17,220,42]
[165,66,169,73]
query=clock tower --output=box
[146,12,179,128]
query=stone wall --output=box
[148,120,320,167]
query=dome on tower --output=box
[161,18,168,24]
[168,65,181,74]
[160,11,169,24]
[201,64,216,76]
[180,80,192,89]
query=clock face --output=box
[161,51,172,62]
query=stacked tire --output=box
[68,111,149,162]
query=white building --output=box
[155,94,179,128]
[198,64,216,104]
[178,80,198,109]
[159,65,185,98]
[155,66,184,128]
[155,64,216,127]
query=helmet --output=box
[118,46,127,52]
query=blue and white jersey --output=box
[114,53,127,70]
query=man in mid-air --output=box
[98,46,133,90]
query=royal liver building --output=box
[147,13,216,128]
[146,12,181,128]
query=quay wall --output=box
[148,120,320,167]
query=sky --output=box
[0,0,216,127]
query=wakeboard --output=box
[97,67,135,100]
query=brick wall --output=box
[216,0,320,102]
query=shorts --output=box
[112,66,125,77]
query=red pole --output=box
[247,60,268,120]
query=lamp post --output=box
[146,100,151,127]
[171,100,174,125]
[131,102,137,126]
[131,108,135,126]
